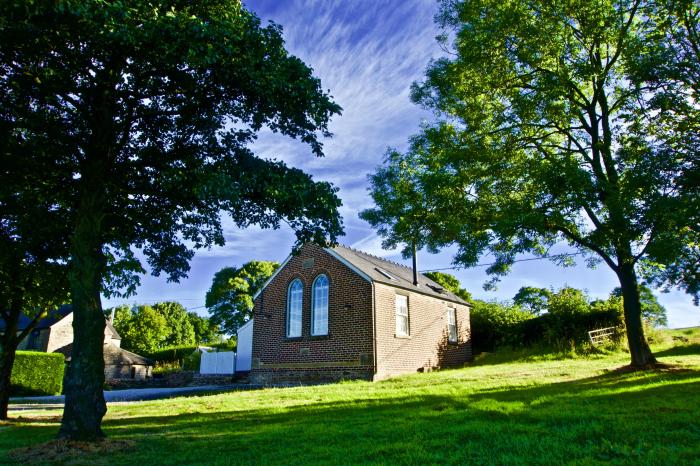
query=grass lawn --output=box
[1,329,699,465]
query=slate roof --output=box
[0,304,122,340]
[327,244,470,306]
[55,342,153,366]
[0,304,72,332]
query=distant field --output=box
[1,328,699,465]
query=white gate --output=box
[236,319,253,372]
[200,351,235,375]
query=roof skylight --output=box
[375,267,396,280]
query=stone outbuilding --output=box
[2,304,153,381]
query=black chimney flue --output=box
[412,242,419,286]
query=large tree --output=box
[627,0,700,303]
[0,1,342,440]
[206,261,280,335]
[361,0,696,368]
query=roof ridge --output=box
[338,243,413,271]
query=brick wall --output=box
[372,283,471,380]
[250,243,472,384]
[250,243,375,384]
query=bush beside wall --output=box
[145,345,199,364]
[11,351,65,396]
[471,300,625,353]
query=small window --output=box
[395,295,409,336]
[311,274,329,335]
[287,279,303,338]
[447,308,457,343]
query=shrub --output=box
[11,351,65,396]
[145,345,199,364]
[152,361,183,376]
[470,300,534,352]
[183,351,201,371]
[471,292,625,354]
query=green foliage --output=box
[547,287,591,316]
[1,0,345,437]
[470,300,534,352]
[144,345,200,365]
[108,302,222,355]
[523,307,624,349]
[10,351,64,396]
[472,286,624,352]
[361,0,697,365]
[0,0,344,292]
[612,285,668,327]
[150,302,195,347]
[206,261,280,335]
[183,352,202,371]
[423,271,472,302]
[152,361,183,377]
[513,287,552,315]
[625,0,700,303]
[188,312,221,344]
[117,305,170,354]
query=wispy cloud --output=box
[247,0,443,222]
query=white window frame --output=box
[311,274,329,336]
[286,279,303,338]
[447,307,457,343]
[395,294,409,337]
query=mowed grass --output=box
[2,330,700,465]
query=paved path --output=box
[9,384,259,410]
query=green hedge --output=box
[470,301,534,352]
[11,351,65,396]
[144,345,199,364]
[471,300,625,353]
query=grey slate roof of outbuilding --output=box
[0,304,73,332]
[327,244,470,306]
[0,304,121,340]
[55,343,153,366]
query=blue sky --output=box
[103,0,698,328]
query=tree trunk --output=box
[0,298,21,420]
[617,261,657,368]
[58,189,107,441]
[0,341,18,420]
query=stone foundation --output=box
[251,367,374,385]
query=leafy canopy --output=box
[0,0,345,439]
[206,261,280,335]
[360,0,698,366]
[0,0,344,292]
[109,302,220,354]
[423,271,473,302]
[513,287,552,315]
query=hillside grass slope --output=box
[2,328,699,465]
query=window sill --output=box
[309,334,330,340]
[285,336,303,341]
[394,334,411,339]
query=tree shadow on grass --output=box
[653,343,700,358]
[4,367,700,465]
